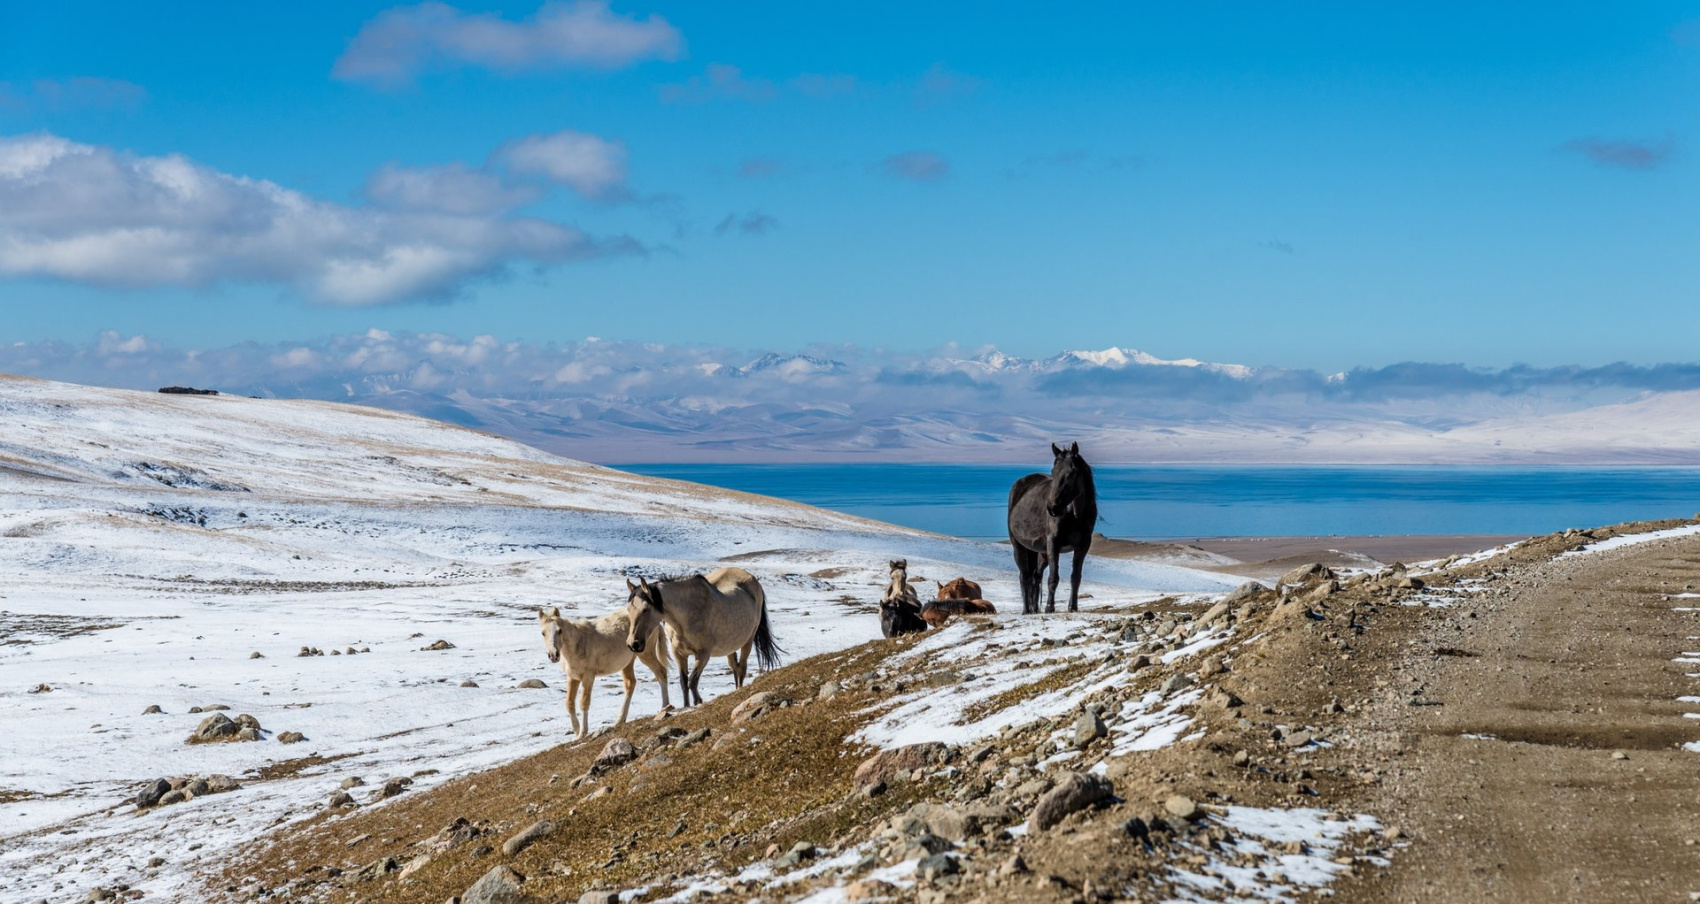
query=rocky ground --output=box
[77,519,1700,904]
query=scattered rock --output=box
[516,678,547,689]
[423,639,456,651]
[188,713,240,743]
[1164,794,1202,821]
[1121,816,1150,839]
[249,651,263,659]
[298,646,323,657]
[1280,563,1335,588]
[1221,580,1268,604]
[278,731,305,744]
[730,691,787,722]
[1029,771,1115,832]
[916,852,959,881]
[579,893,620,904]
[593,738,636,772]
[341,776,365,789]
[1611,751,1629,761]
[774,841,817,869]
[853,742,948,790]
[328,790,354,808]
[462,865,529,904]
[1283,730,1314,748]
[502,820,554,857]
[159,788,192,806]
[1073,709,1107,748]
[134,779,171,808]
[204,774,239,793]
[846,879,898,900]
[141,704,162,715]
[1160,674,1194,694]
[373,777,412,800]
[28,683,50,694]
[461,680,479,688]
[235,726,261,742]
[818,680,840,700]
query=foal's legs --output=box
[616,662,637,726]
[564,675,582,736]
[576,676,595,737]
[675,648,692,707]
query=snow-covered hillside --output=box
[0,375,1241,902]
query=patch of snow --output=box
[1562,524,1700,558]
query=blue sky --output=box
[1,2,1696,370]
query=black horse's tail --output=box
[752,586,784,671]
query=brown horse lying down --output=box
[920,596,996,628]
[936,577,984,602]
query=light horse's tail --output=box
[750,580,784,672]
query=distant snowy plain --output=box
[0,375,1240,902]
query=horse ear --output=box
[626,578,637,593]
[1069,441,1079,455]
[549,606,560,618]
[1052,442,1064,457]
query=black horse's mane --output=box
[1072,453,1098,510]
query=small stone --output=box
[461,865,526,904]
[278,731,306,744]
[502,820,554,857]
[1232,750,1251,767]
[1121,816,1150,839]
[374,777,412,799]
[146,856,166,868]
[249,651,263,659]
[345,647,358,655]
[999,853,1028,876]
[1283,730,1314,748]
[853,742,948,790]
[188,713,239,743]
[235,726,261,742]
[730,691,787,722]
[818,680,840,700]
[158,788,192,806]
[341,776,365,789]
[423,639,455,651]
[328,790,354,807]
[846,879,897,901]
[578,893,619,904]
[1160,674,1194,694]
[1610,751,1629,760]
[593,738,636,771]
[516,678,547,689]
[916,853,959,881]
[461,680,479,688]
[1073,710,1107,748]
[203,774,239,793]
[134,779,171,808]
[1164,794,1202,821]
[1029,771,1114,832]
[1128,654,1151,672]
[142,704,163,715]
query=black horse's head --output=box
[1046,441,1085,517]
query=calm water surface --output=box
[620,464,1700,540]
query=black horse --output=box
[1007,442,1098,614]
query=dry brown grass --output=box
[224,638,933,903]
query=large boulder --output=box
[462,865,532,904]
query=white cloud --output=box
[881,150,950,182]
[0,77,147,112]
[658,64,777,104]
[0,132,639,306]
[364,162,539,214]
[333,0,683,88]
[494,129,629,200]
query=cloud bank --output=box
[6,332,1699,463]
[0,131,639,306]
[334,0,683,87]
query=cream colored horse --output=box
[625,567,782,707]
[538,607,671,738]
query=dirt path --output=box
[1342,533,1700,902]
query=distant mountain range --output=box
[4,332,1699,464]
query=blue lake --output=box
[619,464,1700,540]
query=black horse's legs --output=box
[1067,545,1088,612]
[1044,537,1061,613]
[1013,543,1039,614]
